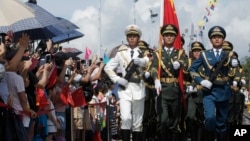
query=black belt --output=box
[128,77,141,83]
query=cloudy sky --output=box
[20,0,250,60]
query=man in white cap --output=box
[104,24,149,141]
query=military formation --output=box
[104,23,247,141]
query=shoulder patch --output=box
[118,44,128,52]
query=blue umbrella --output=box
[50,17,84,43]
[23,3,81,41]
[0,17,59,40]
[0,2,63,41]
[53,17,80,33]
[52,29,84,44]
[25,2,61,27]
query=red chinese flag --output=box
[36,87,49,110]
[71,87,87,107]
[46,65,57,89]
[162,0,182,49]
[67,92,75,107]
[60,84,70,105]
[162,0,185,108]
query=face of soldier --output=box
[192,49,201,59]
[127,34,140,48]
[162,33,176,47]
[210,35,224,49]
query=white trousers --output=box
[119,98,144,132]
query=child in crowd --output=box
[46,86,60,141]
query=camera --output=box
[76,61,81,70]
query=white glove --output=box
[186,86,194,94]
[200,80,213,89]
[240,89,244,93]
[193,87,198,92]
[117,77,128,88]
[154,79,162,96]
[133,58,144,67]
[173,61,180,70]
[241,79,246,85]
[144,72,150,79]
[232,81,237,87]
[231,59,238,67]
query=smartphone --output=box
[77,61,81,70]
[39,58,46,66]
[45,54,51,63]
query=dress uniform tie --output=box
[131,50,134,58]
[167,49,171,56]
[216,49,220,61]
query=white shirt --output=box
[5,71,30,127]
[127,47,140,59]
[213,48,222,56]
[164,47,174,54]
[0,75,9,104]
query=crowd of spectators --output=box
[0,33,121,141]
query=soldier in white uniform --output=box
[104,24,149,141]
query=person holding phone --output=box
[0,33,6,58]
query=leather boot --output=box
[142,125,148,141]
[187,119,197,141]
[132,132,142,141]
[189,125,198,141]
[170,132,180,141]
[216,132,228,141]
[197,127,205,141]
[121,129,131,141]
[205,130,215,141]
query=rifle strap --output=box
[201,51,213,70]
[155,52,173,77]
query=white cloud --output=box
[22,0,250,60]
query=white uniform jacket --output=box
[104,45,149,100]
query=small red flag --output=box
[92,131,102,141]
[36,87,49,110]
[67,92,75,107]
[71,87,87,107]
[46,65,57,89]
[59,84,75,106]
[60,84,70,105]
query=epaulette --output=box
[118,44,129,52]
[177,49,184,60]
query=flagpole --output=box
[133,0,136,24]
[158,0,164,79]
[98,0,102,57]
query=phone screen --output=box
[45,54,51,63]
[39,58,46,66]
[77,61,81,70]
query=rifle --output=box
[120,50,143,89]
[203,51,229,92]
[237,67,243,90]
